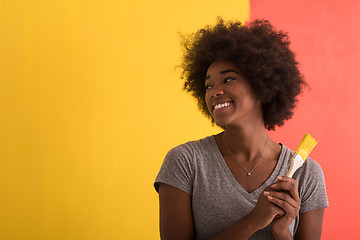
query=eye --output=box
[205,84,213,91]
[224,77,236,83]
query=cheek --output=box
[204,94,212,112]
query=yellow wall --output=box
[0,1,249,239]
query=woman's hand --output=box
[247,185,286,231]
[264,176,301,239]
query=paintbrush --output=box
[286,133,318,178]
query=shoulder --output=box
[294,156,327,194]
[154,135,215,194]
[292,155,329,212]
[165,135,215,160]
[295,156,325,180]
[160,135,216,177]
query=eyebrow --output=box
[205,69,240,81]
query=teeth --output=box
[214,102,231,110]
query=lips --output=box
[213,101,233,110]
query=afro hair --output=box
[180,17,307,130]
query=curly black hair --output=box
[179,17,307,130]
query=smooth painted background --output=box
[1,0,357,239]
[251,0,360,239]
[0,0,249,239]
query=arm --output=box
[158,183,285,240]
[294,208,325,240]
[158,183,194,240]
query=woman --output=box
[154,18,328,240]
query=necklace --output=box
[222,134,269,176]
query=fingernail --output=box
[264,191,270,196]
[267,196,273,200]
[277,176,283,179]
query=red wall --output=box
[250,0,360,238]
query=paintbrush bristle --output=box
[295,133,318,161]
[286,133,318,178]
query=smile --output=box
[214,101,232,110]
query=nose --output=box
[211,86,224,98]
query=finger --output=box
[270,176,300,202]
[276,175,294,182]
[266,195,297,216]
[269,201,286,216]
[264,191,298,209]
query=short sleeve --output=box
[295,158,329,213]
[154,143,195,195]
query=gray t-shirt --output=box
[154,135,328,240]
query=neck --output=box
[221,124,269,163]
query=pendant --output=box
[247,172,251,176]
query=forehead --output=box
[205,61,241,80]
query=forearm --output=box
[207,214,259,240]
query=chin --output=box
[212,112,235,128]
[214,119,229,128]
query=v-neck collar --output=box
[209,135,286,198]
